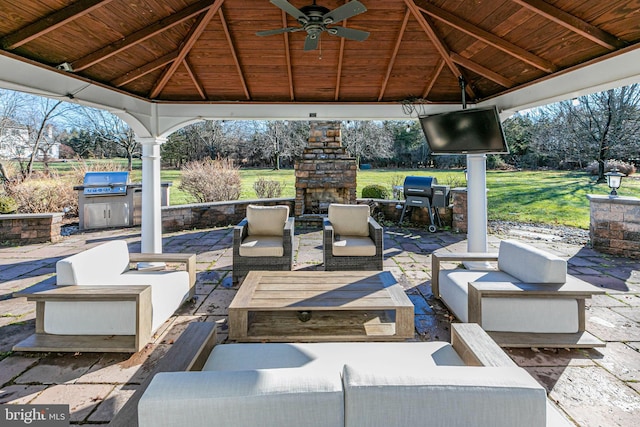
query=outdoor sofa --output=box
[432,239,605,348]
[13,240,195,353]
[137,323,571,427]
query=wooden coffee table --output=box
[228,271,414,342]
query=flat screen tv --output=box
[419,106,509,155]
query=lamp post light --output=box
[605,168,624,196]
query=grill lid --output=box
[82,171,129,196]
[403,176,437,198]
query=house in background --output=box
[0,119,59,160]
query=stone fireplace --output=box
[295,121,357,216]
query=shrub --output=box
[6,175,77,215]
[585,160,636,176]
[0,195,18,213]
[362,184,389,199]
[179,157,241,202]
[254,178,284,198]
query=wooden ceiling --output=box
[1,0,639,105]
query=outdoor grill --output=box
[76,171,137,230]
[399,176,450,232]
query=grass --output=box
[18,160,640,229]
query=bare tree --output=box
[341,121,394,167]
[248,121,308,168]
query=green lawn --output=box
[21,160,640,229]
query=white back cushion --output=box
[328,204,370,237]
[246,205,289,236]
[56,240,130,285]
[498,239,566,283]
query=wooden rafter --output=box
[334,0,349,101]
[184,59,206,100]
[422,59,444,99]
[149,0,223,99]
[511,0,626,50]
[1,0,114,50]
[415,1,556,73]
[451,53,515,88]
[111,52,179,87]
[282,11,294,101]
[404,0,475,99]
[378,8,411,101]
[219,8,250,100]
[72,0,218,72]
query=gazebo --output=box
[1,0,639,254]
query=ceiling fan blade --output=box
[329,26,370,41]
[322,0,367,24]
[270,0,309,21]
[256,27,304,37]
[304,34,320,51]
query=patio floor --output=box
[0,224,639,426]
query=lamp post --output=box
[605,168,624,196]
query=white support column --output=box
[138,137,165,255]
[466,153,488,255]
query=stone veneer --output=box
[587,194,640,259]
[0,213,63,244]
[450,188,468,233]
[294,121,357,216]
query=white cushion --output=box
[44,270,190,334]
[138,368,344,427]
[246,205,289,236]
[332,236,376,256]
[203,341,465,373]
[498,239,567,283]
[439,269,579,333]
[342,364,546,427]
[328,204,370,237]
[56,240,130,285]
[239,236,284,257]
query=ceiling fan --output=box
[257,0,370,51]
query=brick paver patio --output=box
[1,224,639,426]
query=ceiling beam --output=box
[111,52,179,87]
[422,59,445,99]
[378,8,411,101]
[149,0,223,99]
[219,8,250,100]
[415,1,556,73]
[335,36,346,101]
[404,0,476,100]
[451,53,515,88]
[71,0,218,72]
[184,59,206,100]
[1,0,114,50]
[511,0,626,50]
[282,11,294,101]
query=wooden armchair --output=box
[323,203,383,271]
[233,205,294,283]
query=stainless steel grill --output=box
[76,171,134,230]
[399,176,450,232]
[82,171,129,196]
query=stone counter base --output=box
[0,213,63,245]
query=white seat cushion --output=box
[498,239,567,283]
[332,236,376,256]
[246,205,289,236]
[239,236,284,257]
[342,364,546,427]
[328,204,370,237]
[55,240,130,285]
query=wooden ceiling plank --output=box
[511,0,626,50]
[184,59,207,100]
[378,8,411,101]
[150,0,224,99]
[1,0,114,50]
[219,8,250,100]
[422,58,445,99]
[72,0,219,72]
[111,51,179,87]
[416,1,556,73]
[451,53,515,88]
[404,0,476,99]
[335,37,345,101]
[282,11,294,101]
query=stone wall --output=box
[451,188,468,233]
[0,213,63,245]
[588,195,640,259]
